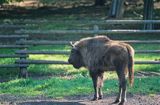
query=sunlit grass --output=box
[0,76,159,98]
[0,58,17,64]
[133,44,160,50]
[135,65,160,72]
[29,55,68,61]
[135,54,160,61]
[28,65,87,76]
[29,45,70,51]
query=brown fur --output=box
[68,35,134,105]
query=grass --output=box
[0,76,159,98]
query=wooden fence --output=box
[0,35,28,67]
[0,20,160,77]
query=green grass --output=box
[0,76,159,98]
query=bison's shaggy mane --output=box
[74,35,111,48]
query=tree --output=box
[109,0,125,19]
[95,0,106,6]
[0,0,23,5]
[143,0,154,29]
[0,0,6,5]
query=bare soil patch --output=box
[0,93,160,105]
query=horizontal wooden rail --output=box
[120,40,160,44]
[16,60,160,65]
[16,40,160,45]
[16,60,69,65]
[0,64,28,68]
[101,20,160,24]
[15,50,160,55]
[16,40,70,45]
[0,54,28,58]
[7,19,160,24]
[15,50,70,55]
[0,35,29,39]
[0,45,29,48]
[0,25,26,28]
[15,29,160,34]
[135,50,160,53]
[135,61,160,64]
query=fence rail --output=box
[0,34,29,77]
[0,64,28,68]
[0,54,28,58]
[15,60,160,65]
[0,19,160,78]
[15,50,160,55]
[16,60,69,65]
[0,25,26,28]
[3,19,160,25]
[0,35,29,38]
[0,45,29,48]
[135,50,160,53]
[16,40,160,45]
[15,50,70,55]
[16,29,160,35]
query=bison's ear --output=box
[70,41,74,47]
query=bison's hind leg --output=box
[113,64,127,105]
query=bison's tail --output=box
[126,46,134,87]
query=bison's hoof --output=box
[112,99,120,104]
[98,95,103,100]
[118,99,126,105]
[118,102,125,105]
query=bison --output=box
[68,35,134,105]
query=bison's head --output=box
[68,42,84,69]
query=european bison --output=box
[68,35,134,105]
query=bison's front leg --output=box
[90,71,104,101]
[90,71,99,101]
[98,72,104,100]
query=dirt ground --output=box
[0,93,160,105]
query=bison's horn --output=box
[70,41,74,47]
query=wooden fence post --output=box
[17,38,28,78]
[93,25,99,36]
[143,0,154,30]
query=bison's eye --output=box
[71,50,75,53]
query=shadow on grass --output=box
[0,5,108,19]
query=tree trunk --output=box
[109,0,125,19]
[143,0,154,30]
[95,0,106,6]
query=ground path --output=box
[0,93,160,105]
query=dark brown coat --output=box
[68,35,134,105]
